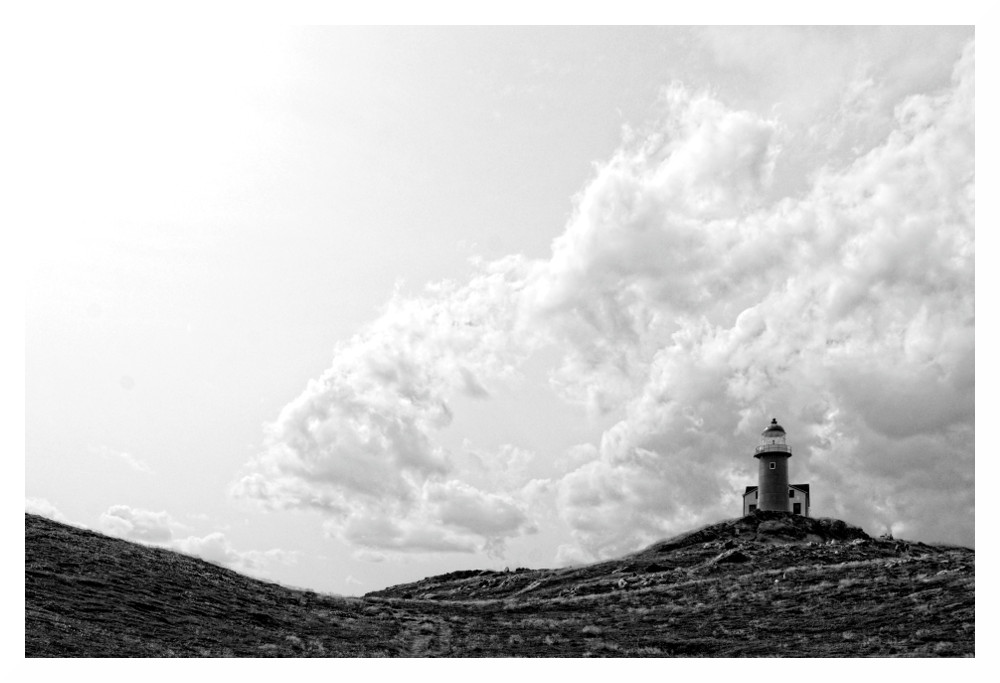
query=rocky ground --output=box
[25,511,974,657]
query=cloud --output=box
[236,40,974,561]
[233,260,540,555]
[548,40,974,558]
[91,445,154,474]
[26,497,69,523]
[100,504,177,543]
[459,441,536,491]
[528,83,781,413]
[696,26,971,193]
[98,504,298,577]
[174,532,300,577]
[317,478,538,557]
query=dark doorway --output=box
[793,503,802,515]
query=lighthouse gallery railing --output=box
[754,443,792,454]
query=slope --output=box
[25,511,974,657]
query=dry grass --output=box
[26,512,974,657]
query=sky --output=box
[21,25,976,596]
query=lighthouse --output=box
[741,418,811,516]
[754,418,792,512]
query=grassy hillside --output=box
[25,511,974,657]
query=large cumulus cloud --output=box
[235,41,974,561]
[232,260,540,556]
[549,41,974,558]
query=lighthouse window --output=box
[769,462,776,470]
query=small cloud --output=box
[25,497,68,523]
[459,366,490,398]
[99,504,176,543]
[554,443,599,474]
[175,532,300,577]
[174,531,231,563]
[97,504,298,579]
[460,442,536,490]
[90,445,153,474]
[428,480,537,551]
[554,543,591,567]
[351,549,387,563]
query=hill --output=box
[25,511,974,657]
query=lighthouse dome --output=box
[755,418,791,455]
[761,418,786,437]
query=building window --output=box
[789,489,795,498]
[749,504,757,512]
[793,503,802,515]
[769,462,776,470]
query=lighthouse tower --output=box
[754,418,792,512]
